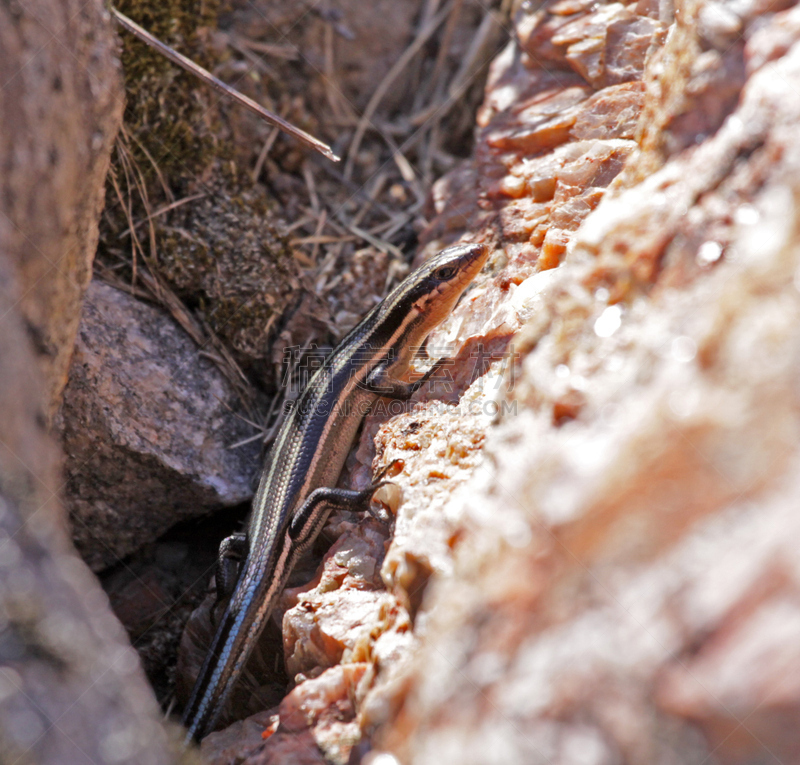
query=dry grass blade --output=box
[291,235,358,246]
[343,0,454,179]
[108,139,144,286]
[412,9,504,129]
[230,336,320,451]
[322,22,354,123]
[234,36,299,60]
[303,161,321,215]
[120,134,160,272]
[352,172,387,228]
[423,0,464,105]
[120,193,208,239]
[122,123,174,203]
[228,35,281,80]
[310,208,327,265]
[94,260,153,301]
[343,222,405,260]
[229,378,287,450]
[315,160,397,221]
[198,318,255,410]
[252,126,280,183]
[111,7,340,163]
[448,10,505,101]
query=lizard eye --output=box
[434,266,456,280]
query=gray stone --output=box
[57,281,261,571]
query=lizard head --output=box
[385,242,489,334]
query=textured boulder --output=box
[0,1,175,763]
[375,3,800,765]
[58,281,261,571]
[0,0,123,419]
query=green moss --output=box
[157,183,297,360]
[114,0,223,185]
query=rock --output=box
[278,663,368,764]
[571,83,645,140]
[423,2,652,278]
[605,16,666,85]
[518,1,666,90]
[0,0,123,420]
[57,282,261,571]
[0,2,174,762]
[283,522,389,679]
[367,3,800,765]
[200,664,371,765]
[486,85,592,155]
[200,663,370,765]
[200,709,282,764]
[228,370,504,763]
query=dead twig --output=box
[108,139,144,286]
[322,22,354,123]
[314,159,397,220]
[111,7,340,163]
[291,234,358,246]
[104,136,257,409]
[352,172,387,228]
[303,161,321,215]
[94,261,153,301]
[122,124,175,203]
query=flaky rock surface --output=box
[377,3,800,765]
[57,282,260,571]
